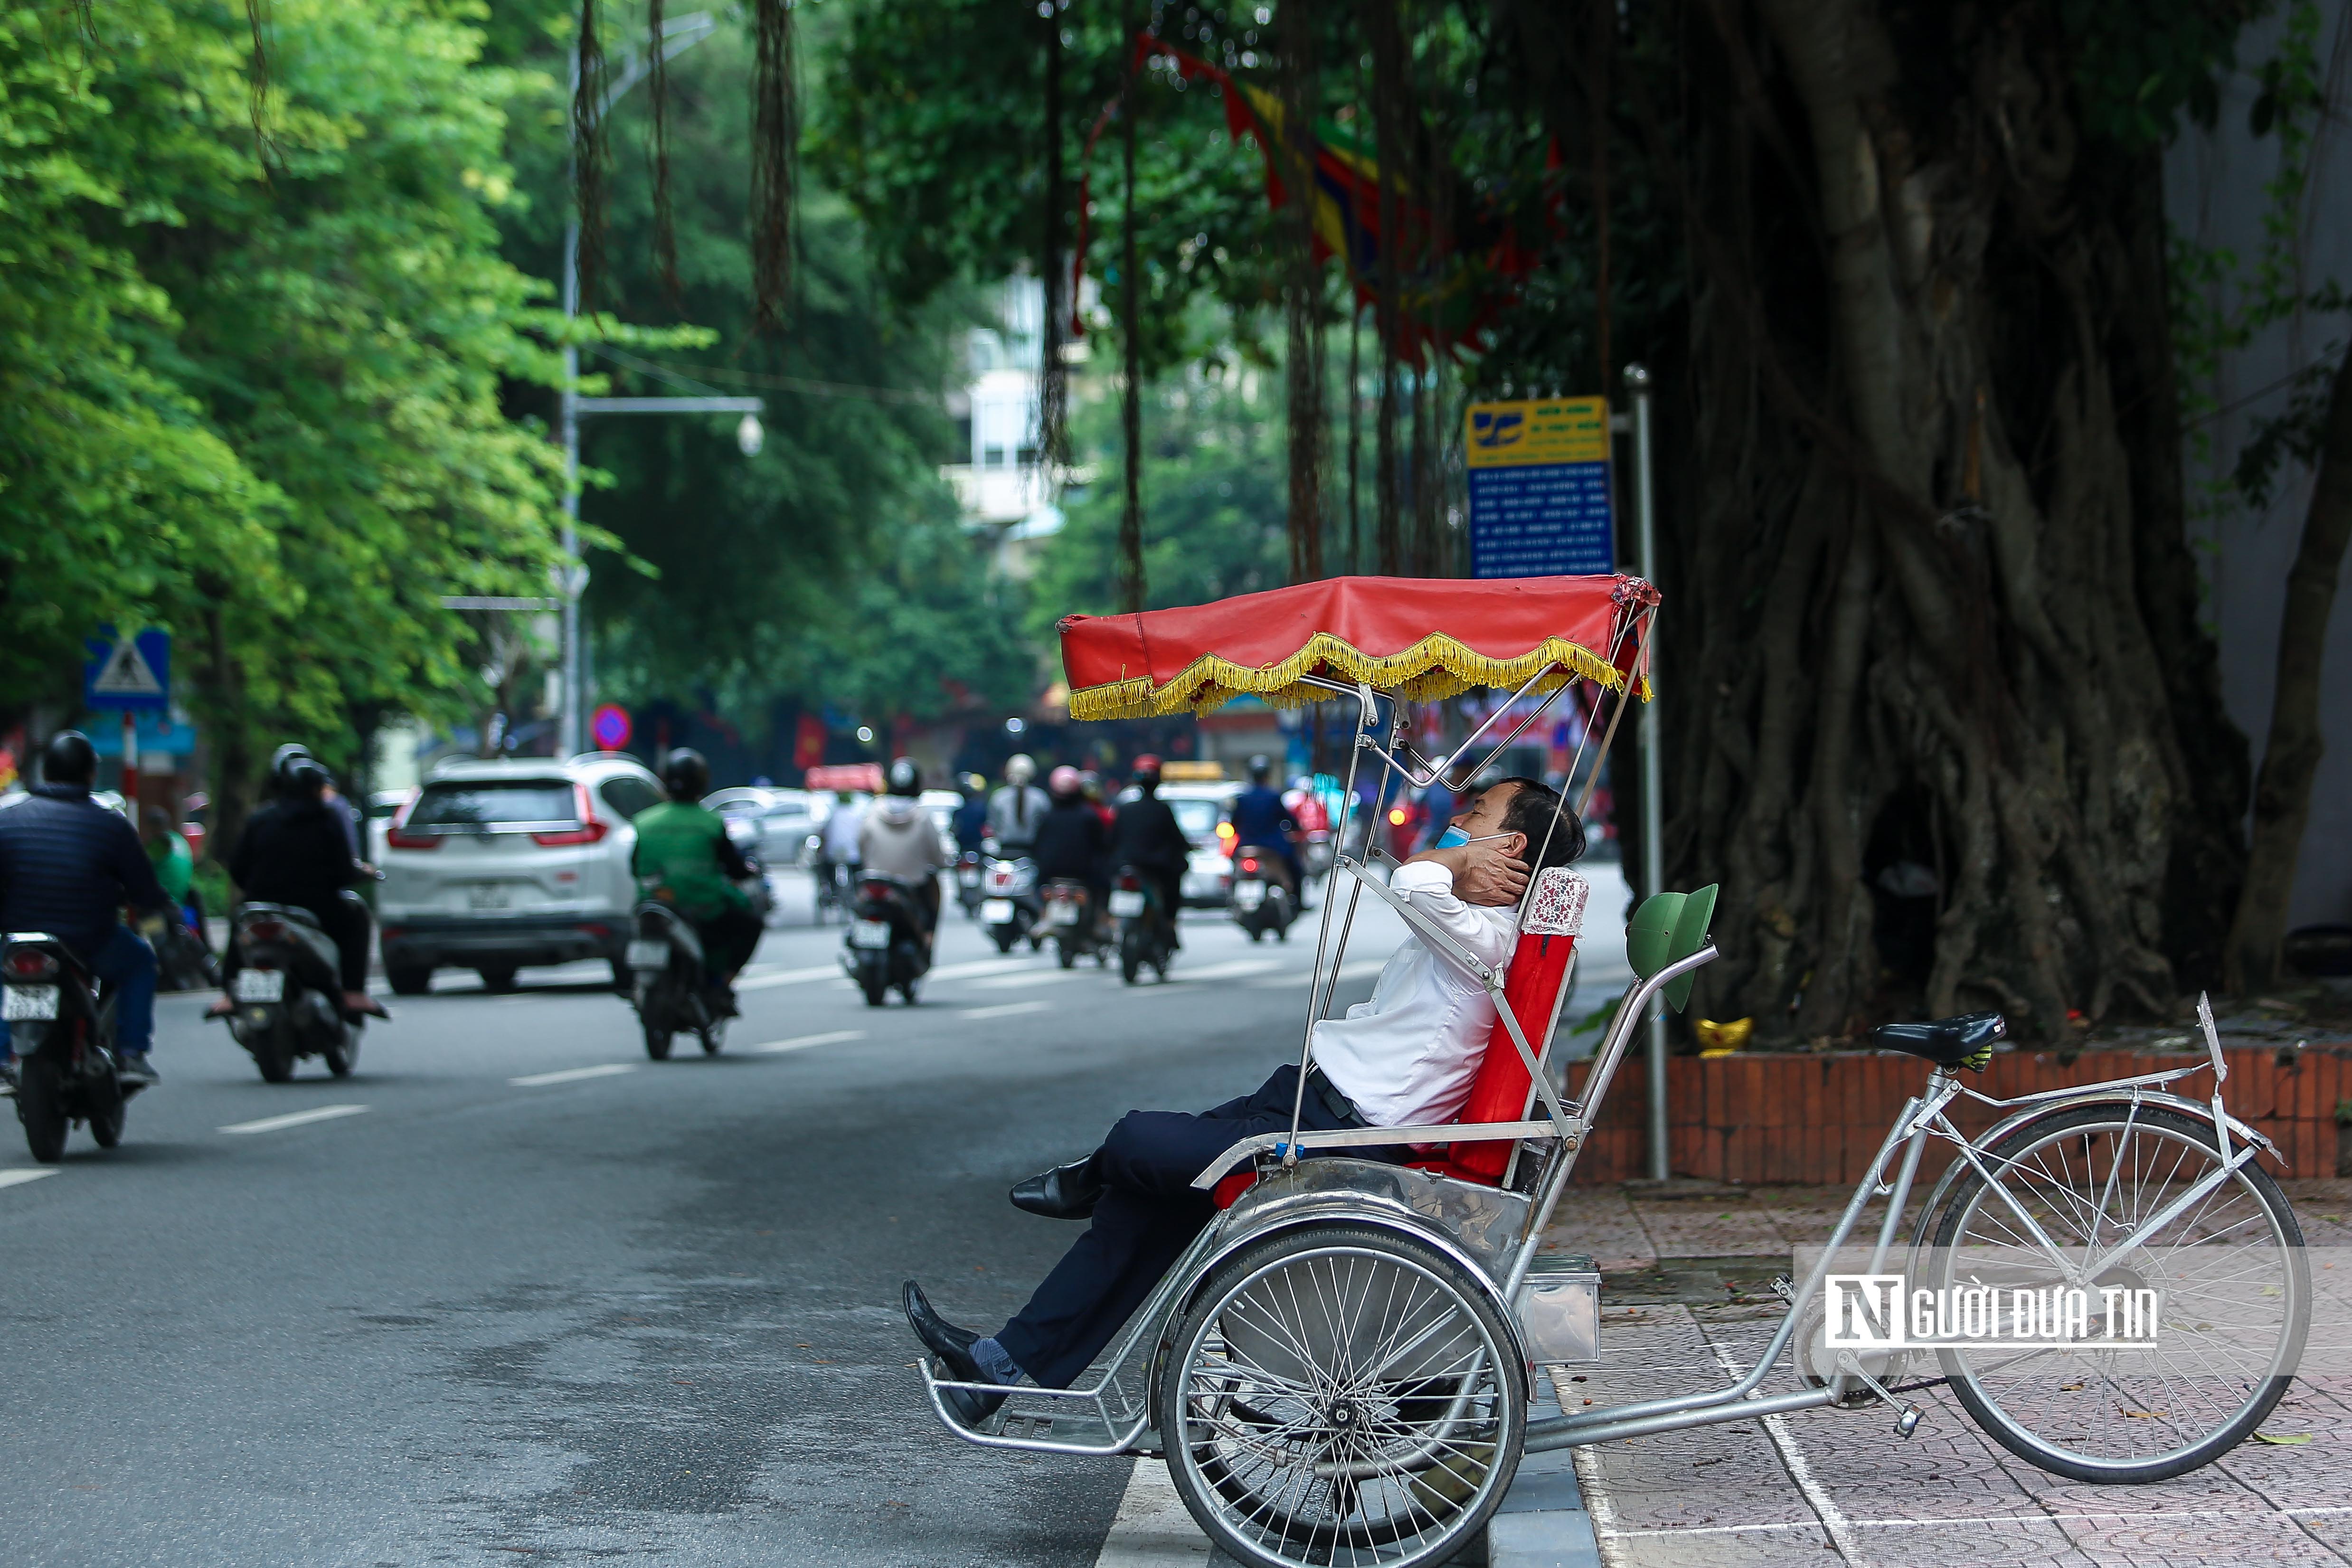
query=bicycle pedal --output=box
[1770,1273,1793,1303]
[1894,1404,1924,1438]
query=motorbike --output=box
[1038,879,1109,969]
[808,833,848,924]
[1109,864,1174,985]
[145,907,219,992]
[843,872,931,1006]
[980,854,1042,954]
[1,932,140,1162]
[954,850,986,919]
[1227,845,1295,943]
[217,899,364,1082]
[625,902,725,1059]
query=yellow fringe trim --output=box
[1066,631,1649,722]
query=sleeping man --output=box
[903,775,1586,1424]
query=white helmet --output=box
[1005,753,1036,787]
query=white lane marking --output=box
[1702,1328,1859,1561]
[745,1030,866,1055]
[509,1063,638,1087]
[219,1105,370,1135]
[734,964,845,991]
[0,1169,60,1190]
[1093,1458,1213,1566]
[926,956,1048,981]
[1162,958,1284,982]
[966,969,1088,991]
[961,1000,1054,1020]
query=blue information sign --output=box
[1464,397,1615,578]
[83,628,171,712]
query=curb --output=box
[1487,1398,1602,1568]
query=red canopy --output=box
[1058,574,1656,722]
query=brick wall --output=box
[1560,1044,2352,1185]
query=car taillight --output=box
[1240,858,1259,874]
[245,920,290,944]
[1118,873,1141,891]
[532,784,609,847]
[2,949,57,980]
[385,826,442,850]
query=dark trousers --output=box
[695,905,764,983]
[992,1065,1400,1389]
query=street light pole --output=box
[558,11,720,758]
[1624,361,1668,1183]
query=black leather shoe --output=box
[1010,1155,1104,1220]
[903,1280,1003,1426]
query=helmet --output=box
[1247,753,1274,784]
[659,747,709,800]
[40,730,96,789]
[1131,753,1162,789]
[281,757,331,799]
[1004,754,1036,787]
[886,756,921,796]
[269,742,317,793]
[1048,765,1082,799]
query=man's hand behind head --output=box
[1434,839,1529,906]
[1452,839,1530,906]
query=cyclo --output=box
[918,575,2309,1568]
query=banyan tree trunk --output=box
[1667,0,2246,1043]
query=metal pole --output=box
[120,712,139,810]
[1626,361,1667,1182]
[561,212,582,759]
[559,28,584,762]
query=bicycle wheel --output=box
[1158,1223,1524,1568]
[1924,1104,2307,1483]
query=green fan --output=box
[1625,884,1719,1012]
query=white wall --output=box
[2164,0,2352,927]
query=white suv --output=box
[376,754,666,994]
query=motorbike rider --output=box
[0,731,175,1085]
[950,774,990,856]
[1109,755,1190,949]
[220,747,389,1022]
[1221,753,1303,898]
[856,757,951,949]
[1031,765,1108,931]
[986,754,1049,855]
[631,748,762,1017]
[816,786,865,904]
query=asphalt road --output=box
[0,875,1446,1568]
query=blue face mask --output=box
[1435,826,1510,850]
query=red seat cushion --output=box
[1445,869,1590,1183]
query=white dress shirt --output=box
[1311,861,1518,1128]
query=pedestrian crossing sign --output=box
[83,627,170,711]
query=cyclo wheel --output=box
[1923,1104,2307,1483]
[1158,1222,1524,1568]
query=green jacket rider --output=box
[631,747,762,1011]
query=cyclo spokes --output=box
[1166,1229,1523,1568]
[1924,1104,2309,1482]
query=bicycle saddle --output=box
[1868,1011,2005,1072]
